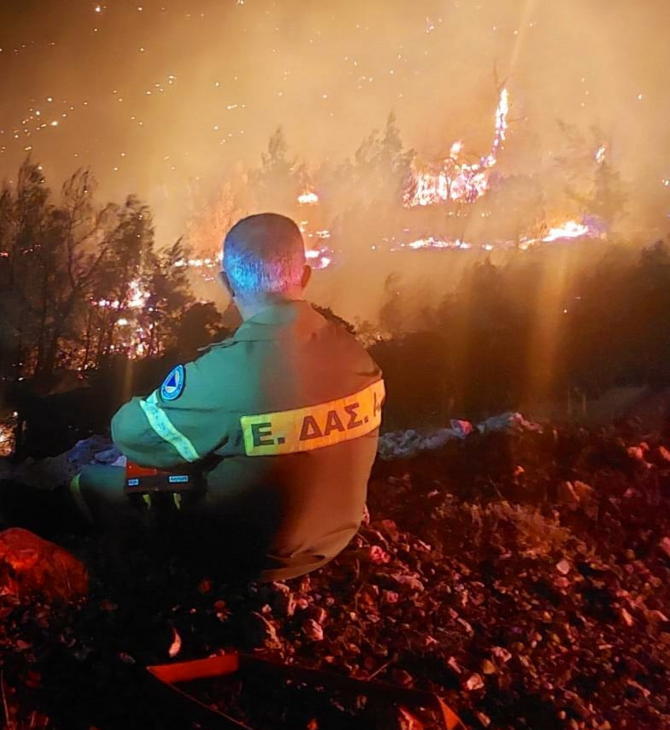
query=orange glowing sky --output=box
[0,0,668,243]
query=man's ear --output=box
[218,271,235,299]
[301,264,312,290]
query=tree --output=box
[250,127,305,212]
[88,195,155,366]
[379,272,405,335]
[139,238,195,357]
[555,122,628,237]
[175,301,226,360]
[36,169,118,375]
[352,113,414,209]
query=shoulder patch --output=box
[160,364,186,401]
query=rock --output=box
[303,618,324,642]
[0,527,88,602]
[556,559,571,575]
[558,480,580,505]
[648,445,670,467]
[465,673,485,691]
[558,480,597,516]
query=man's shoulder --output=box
[188,335,249,380]
[197,334,239,355]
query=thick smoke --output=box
[0,0,668,322]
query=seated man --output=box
[72,213,384,581]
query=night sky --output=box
[0,0,668,242]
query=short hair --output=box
[223,213,306,298]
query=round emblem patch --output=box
[161,364,186,401]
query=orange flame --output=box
[404,88,509,207]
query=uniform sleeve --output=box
[111,349,236,469]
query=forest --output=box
[0,115,668,452]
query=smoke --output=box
[0,0,668,323]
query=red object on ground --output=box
[0,527,88,602]
[147,653,465,730]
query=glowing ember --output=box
[404,87,510,207]
[298,190,319,206]
[596,144,607,164]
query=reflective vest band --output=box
[69,474,94,525]
[139,392,200,463]
[241,379,385,457]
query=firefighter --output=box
[71,213,384,581]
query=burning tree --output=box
[555,121,628,238]
[0,159,204,381]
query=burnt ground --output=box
[1,422,670,730]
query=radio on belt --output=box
[125,461,196,494]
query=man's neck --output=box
[236,293,304,322]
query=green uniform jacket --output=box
[111,300,384,580]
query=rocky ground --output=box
[1,419,670,730]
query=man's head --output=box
[220,213,311,317]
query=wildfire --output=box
[405,237,472,251]
[95,278,150,310]
[541,220,591,243]
[449,140,463,159]
[389,217,599,253]
[518,219,598,249]
[298,190,319,206]
[305,247,333,270]
[404,87,510,207]
[127,279,150,309]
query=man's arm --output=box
[111,353,232,469]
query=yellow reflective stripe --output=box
[139,392,200,463]
[69,474,94,525]
[241,379,385,457]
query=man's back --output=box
[113,301,383,580]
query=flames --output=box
[403,88,510,207]
[540,220,591,243]
[305,247,332,269]
[517,219,599,250]
[94,279,150,310]
[403,238,473,251]
[298,190,320,206]
[388,217,598,254]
